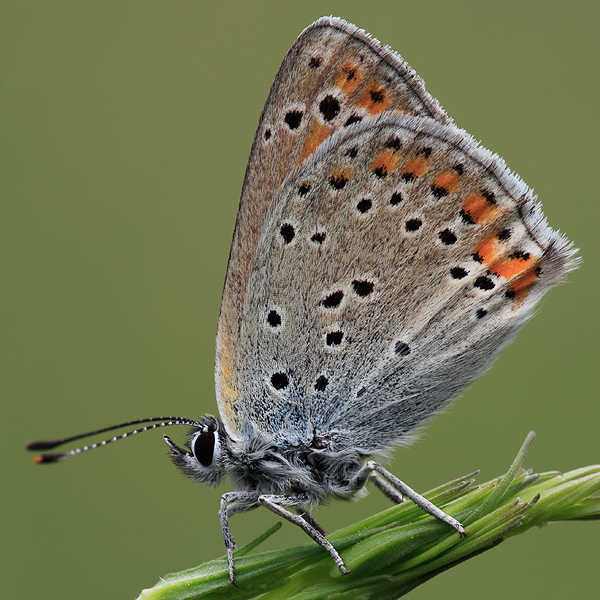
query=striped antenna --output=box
[25,416,202,463]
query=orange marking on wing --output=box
[473,235,502,264]
[489,253,535,279]
[300,121,329,163]
[402,157,428,180]
[357,84,391,114]
[372,148,402,174]
[218,334,240,429]
[336,63,364,94]
[433,172,460,194]
[330,166,354,183]
[507,262,541,301]
[461,193,498,224]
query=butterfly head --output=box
[164,415,229,486]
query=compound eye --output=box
[192,430,215,467]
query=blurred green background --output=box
[3,2,598,599]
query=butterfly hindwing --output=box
[233,115,577,451]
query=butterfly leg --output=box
[351,461,465,534]
[370,472,405,504]
[258,494,349,576]
[295,507,327,535]
[227,500,260,517]
[219,491,259,586]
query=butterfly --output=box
[28,17,578,585]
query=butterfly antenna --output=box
[26,416,202,463]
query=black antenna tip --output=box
[34,453,67,464]
[26,440,64,451]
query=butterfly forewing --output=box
[216,17,450,437]
[233,115,577,451]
